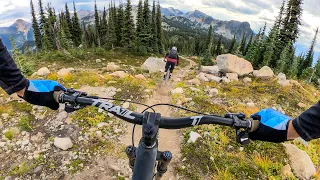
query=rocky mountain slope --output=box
[0,19,34,50]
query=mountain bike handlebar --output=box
[53,90,259,132]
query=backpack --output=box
[167,50,178,60]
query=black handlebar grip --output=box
[53,91,64,103]
[249,119,260,132]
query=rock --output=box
[171,88,184,94]
[109,164,121,172]
[95,131,103,139]
[106,62,120,71]
[96,59,102,63]
[187,131,201,143]
[54,137,73,150]
[190,87,200,92]
[243,77,252,83]
[200,66,219,75]
[283,143,316,179]
[253,70,259,77]
[1,113,9,120]
[141,57,166,73]
[221,77,231,83]
[36,67,50,76]
[209,88,218,96]
[216,54,253,76]
[246,102,255,107]
[97,122,108,128]
[0,142,6,147]
[226,73,239,81]
[278,80,292,87]
[122,102,130,109]
[110,71,129,78]
[21,139,29,146]
[134,74,146,80]
[277,73,286,81]
[297,102,307,108]
[196,73,209,82]
[281,164,293,177]
[255,66,274,79]
[187,78,201,85]
[57,68,72,77]
[205,74,222,83]
[33,165,44,174]
[114,129,122,134]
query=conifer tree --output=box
[301,28,318,71]
[65,3,73,40]
[94,0,101,46]
[142,0,152,49]
[116,2,125,46]
[228,35,236,53]
[314,56,320,81]
[288,54,299,78]
[122,0,135,47]
[107,3,117,48]
[215,35,222,56]
[201,35,214,66]
[30,0,42,50]
[136,0,144,37]
[46,4,58,50]
[100,7,108,46]
[239,32,246,55]
[206,25,213,47]
[156,1,163,53]
[72,1,82,47]
[244,33,253,56]
[38,0,46,34]
[276,42,291,73]
[151,0,158,53]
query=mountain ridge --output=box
[0,7,253,50]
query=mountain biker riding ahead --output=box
[0,38,319,143]
[163,46,179,80]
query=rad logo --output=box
[92,99,135,119]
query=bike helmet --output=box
[172,46,177,51]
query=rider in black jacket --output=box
[0,38,319,142]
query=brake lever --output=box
[63,89,88,112]
[226,113,251,145]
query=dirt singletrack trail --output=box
[122,57,196,180]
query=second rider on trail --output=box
[163,46,179,80]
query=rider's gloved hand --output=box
[249,108,291,143]
[22,80,66,110]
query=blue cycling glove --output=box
[249,108,291,143]
[22,80,66,110]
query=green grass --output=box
[4,129,16,140]
[17,116,34,131]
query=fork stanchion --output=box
[125,145,137,170]
[155,151,172,180]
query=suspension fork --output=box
[155,151,173,180]
[125,148,173,179]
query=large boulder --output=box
[216,54,253,76]
[141,57,166,73]
[200,66,219,75]
[283,144,316,179]
[255,66,274,79]
[277,73,286,81]
[106,62,120,72]
[36,67,50,76]
[187,78,201,85]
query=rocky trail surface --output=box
[70,57,196,180]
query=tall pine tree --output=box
[239,32,246,55]
[100,7,108,46]
[151,0,158,53]
[156,1,163,53]
[72,1,82,47]
[301,28,319,71]
[228,35,236,53]
[244,33,253,56]
[107,3,117,48]
[65,3,73,41]
[122,0,135,47]
[116,2,125,46]
[30,0,42,50]
[94,0,101,46]
[142,0,152,49]
[215,35,222,56]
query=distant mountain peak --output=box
[11,19,31,33]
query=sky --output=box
[1,0,319,60]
